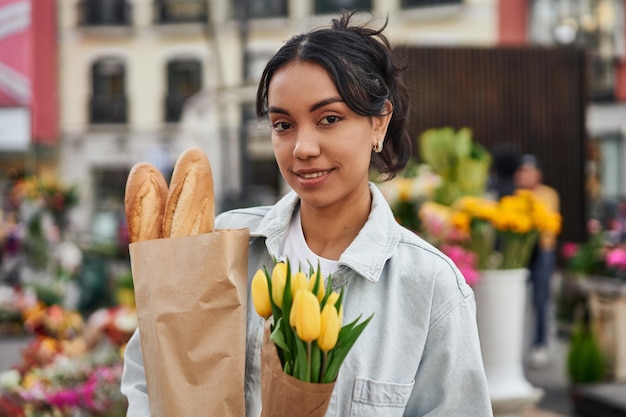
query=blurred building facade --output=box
[55,0,498,245]
[1,0,624,245]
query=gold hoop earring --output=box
[373,141,384,153]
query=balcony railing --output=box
[401,0,463,9]
[78,0,132,26]
[154,0,208,24]
[90,95,128,124]
[234,0,288,19]
[314,0,371,14]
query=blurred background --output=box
[0,0,625,416]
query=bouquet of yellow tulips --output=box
[452,190,562,270]
[252,260,372,416]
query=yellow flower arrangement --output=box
[251,260,372,384]
[453,190,562,270]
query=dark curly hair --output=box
[256,11,412,179]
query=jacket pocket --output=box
[349,377,415,417]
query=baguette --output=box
[163,147,215,238]
[125,162,169,243]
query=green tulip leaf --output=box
[311,342,322,383]
[270,317,290,354]
[294,336,310,382]
[322,313,373,383]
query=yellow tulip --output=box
[318,304,340,352]
[251,269,272,319]
[271,262,287,308]
[292,290,321,342]
[291,271,310,299]
[325,292,343,325]
[308,270,326,302]
[451,211,470,233]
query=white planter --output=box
[474,268,543,413]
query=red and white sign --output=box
[0,0,58,145]
[0,0,31,107]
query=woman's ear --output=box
[372,100,393,144]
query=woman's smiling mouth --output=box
[297,169,332,179]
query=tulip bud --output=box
[293,290,321,342]
[271,262,287,308]
[251,269,272,319]
[318,303,340,352]
[309,270,326,302]
[325,292,343,325]
[291,271,309,299]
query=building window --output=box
[78,0,132,26]
[245,51,275,84]
[90,58,127,124]
[401,0,462,8]
[91,167,129,248]
[234,0,288,19]
[239,104,280,206]
[314,0,371,15]
[165,59,202,122]
[154,0,208,24]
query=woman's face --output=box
[267,61,390,212]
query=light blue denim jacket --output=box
[121,184,493,416]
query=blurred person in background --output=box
[487,143,522,200]
[515,154,560,368]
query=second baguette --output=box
[163,147,215,238]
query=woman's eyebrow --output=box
[268,96,344,116]
[268,106,289,115]
[310,97,343,112]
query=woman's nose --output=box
[293,127,321,160]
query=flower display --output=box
[604,246,626,275]
[0,286,38,336]
[0,341,127,417]
[451,190,562,270]
[85,306,138,348]
[12,177,79,220]
[418,190,562,272]
[251,260,372,384]
[562,234,626,281]
[23,303,84,340]
[0,304,133,417]
[376,163,442,231]
[560,221,611,277]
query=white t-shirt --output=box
[281,208,338,279]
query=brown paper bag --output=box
[130,229,249,417]
[260,321,336,417]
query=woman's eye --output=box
[320,115,341,125]
[272,121,291,132]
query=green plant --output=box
[115,271,134,291]
[418,127,492,206]
[567,307,606,384]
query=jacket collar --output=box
[252,183,401,283]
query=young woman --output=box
[122,12,493,416]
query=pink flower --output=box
[441,244,480,286]
[46,387,82,408]
[561,242,579,260]
[606,247,626,271]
